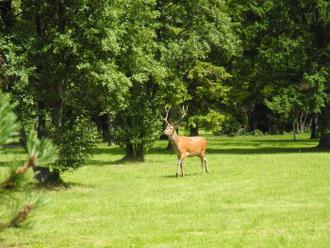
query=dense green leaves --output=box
[1,0,330,167]
[0,91,18,144]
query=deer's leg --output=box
[176,159,181,177]
[179,155,186,177]
[180,160,184,177]
[199,155,204,174]
[204,157,209,173]
[201,157,204,174]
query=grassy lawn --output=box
[1,134,330,247]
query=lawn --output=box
[0,134,329,248]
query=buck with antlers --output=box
[161,106,209,177]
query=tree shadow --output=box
[93,145,174,156]
[89,157,148,166]
[148,147,173,154]
[206,146,327,155]
[208,138,318,147]
[160,172,205,178]
[36,180,95,191]
[160,174,178,178]
[88,158,124,166]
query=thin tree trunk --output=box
[318,103,330,148]
[293,111,296,141]
[124,144,144,161]
[310,114,319,139]
[189,124,199,136]
[0,0,14,33]
[37,109,46,139]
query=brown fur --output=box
[164,124,208,177]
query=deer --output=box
[161,106,209,177]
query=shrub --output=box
[56,115,98,171]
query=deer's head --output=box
[161,106,188,137]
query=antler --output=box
[160,107,171,124]
[173,105,188,125]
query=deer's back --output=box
[177,136,207,154]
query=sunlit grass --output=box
[1,134,329,247]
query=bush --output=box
[219,116,243,136]
[250,129,264,136]
[111,102,162,161]
[56,116,97,171]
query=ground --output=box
[0,134,329,247]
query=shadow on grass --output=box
[93,146,173,155]
[36,180,95,191]
[160,174,178,178]
[160,172,205,178]
[87,137,329,167]
[206,146,328,155]
[207,138,319,147]
[89,157,149,166]
[89,158,126,166]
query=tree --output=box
[109,0,166,160]
[228,0,329,138]
[0,0,130,172]
[157,0,241,136]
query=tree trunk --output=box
[37,110,46,139]
[33,167,62,185]
[166,140,172,151]
[0,0,14,33]
[310,114,319,139]
[293,112,296,141]
[189,124,199,136]
[318,104,330,148]
[319,133,330,148]
[19,128,27,149]
[103,114,113,145]
[124,144,144,161]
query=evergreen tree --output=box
[0,90,56,231]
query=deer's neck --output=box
[169,130,180,150]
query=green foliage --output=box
[111,94,162,160]
[188,110,227,135]
[220,115,243,135]
[56,116,97,170]
[227,0,330,136]
[302,70,327,114]
[104,0,166,160]
[0,90,55,231]
[1,0,330,158]
[0,91,18,144]
[26,131,58,168]
[265,87,300,119]
[158,0,240,136]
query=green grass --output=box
[1,134,330,247]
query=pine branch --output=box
[0,202,34,231]
[0,156,36,189]
[9,202,34,227]
[15,156,36,175]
